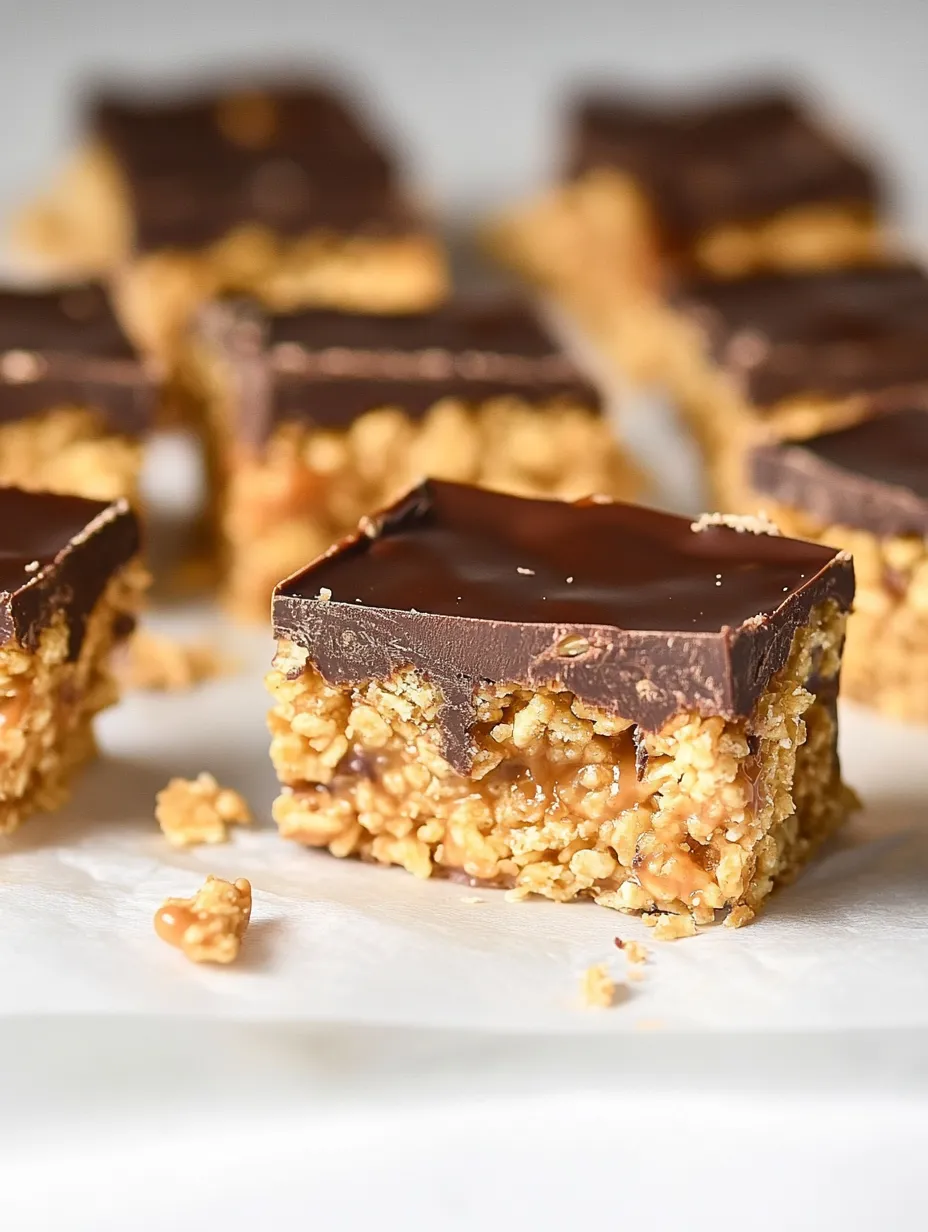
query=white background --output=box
[2,1,928,1228]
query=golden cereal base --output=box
[0,407,142,504]
[266,601,853,928]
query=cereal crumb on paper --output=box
[155,772,252,847]
[580,963,616,1009]
[154,876,252,964]
[725,904,756,929]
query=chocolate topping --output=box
[272,480,853,774]
[677,263,928,408]
[203,298,600,446]
[0,488,140,658]
[751,391,928,537]
[0,283,155,433]
[566,87,879,245]
[92,81,421,251]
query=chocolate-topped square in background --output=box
[267,479,856,928]
[485,83,889,388]
[747,389,928,723]
[15,74,449,361]
[0,282,156,503]
[196,297,639,619]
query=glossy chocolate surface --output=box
[566,87,878,244]
[204,298,600,446]
[752,393,928,537]
[92,80,419,251]
[273,481,853,772]
[0,283,155,433]
[0,488,140,657]
[677,263,928,407]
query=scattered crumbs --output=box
[566,576,574,584]
[516,566,535,576]
[316,586,332,603]
[24,560,40,574]
[615,937,649,965]
[121,631,233,692]
[354,598,362,603]
[461,895,484,905]
[691,511,781,536]
[580,963,616,1010]
[643,912,697,941]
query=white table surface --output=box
[2,2,928,1228]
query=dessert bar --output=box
[16,78,448,359]
[0,282,156,501]
[751,391,928,721]
[0,488,144,834]
[266,480,856,927]
[662,262,928,507]
[198,297,638,618]
[487,87,885,381]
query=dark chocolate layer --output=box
[676,263,928,408]
[0,284,155,433]
[273,480,853,773]
[92,80,421,251]
[566,87,879,245]
[203,298,600,446]
[751,392,928,537]
[0,488,140,657]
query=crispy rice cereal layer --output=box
[266,600,853,926]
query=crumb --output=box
[155,772,252,847]
[460,896,484,904]
[122,630,232,692]
[725,904,756,929]
[516,566,535,576]
[154,875,252,964]
[691,511,781,536]
[643,912,697,941]
[316,586,332,602]
[615,937,649,964]
[580,963,616,1009]
[504,887,528,902]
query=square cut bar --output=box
[0,282,157,501]
[14,78,448,360]
[0,487,145,834]
[267,479,856,927]
[487,87,885,382]
[659,262,928,509]
[197,297,639,619]
[750,390,928,722]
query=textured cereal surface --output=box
[0,407,142,503]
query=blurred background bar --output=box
[3,0,927,243]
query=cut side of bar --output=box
[0,488,144,834]
[267,480,856,927]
